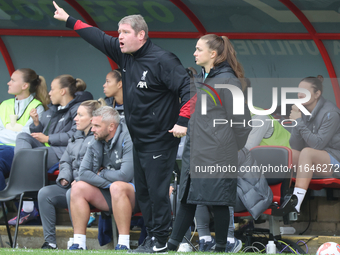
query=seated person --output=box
[88,69,125,227]
[8,74,93,225]
[103,69,124,118]
[245,109,291,149]
[290,76,340,212]
[38,99,105,249]
[0,68,49,191]
[244,78,291,150]
[68,106,134,250]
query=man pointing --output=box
[53,1,190,252]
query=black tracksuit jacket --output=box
[67,17,191,152]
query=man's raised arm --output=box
[53,1,120,63]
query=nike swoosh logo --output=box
[152,244,167,252]
[297,192,304,195]
[153,154,162,159]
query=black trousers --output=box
[169,176,230,249]
[133,146,178,245]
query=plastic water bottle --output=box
[67,238,74,249]
[280,226,296,235]
[266,240,276,254]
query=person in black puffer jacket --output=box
[168,34,251,252]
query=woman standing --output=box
[168,34,251,252]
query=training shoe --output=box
[41,242,57,249]
[152,240,168,253]
[128,236,154,253]
[225,238,242,253]
[69,243,86,250]
[115,244,129,250]
[198,237,216,251]
[8,207,39,225]
[177,242,193,252]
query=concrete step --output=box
[0,225,338,253]
[0,225,142,249]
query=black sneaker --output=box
[41,242,57,249]
[128,236,154,253]
[152,240,168,253]
[198,238,216,251]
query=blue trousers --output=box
[0,145,14,190]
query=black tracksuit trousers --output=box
[133,146,178,245]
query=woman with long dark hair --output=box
[290,76,340,213]
[168,34,251,252]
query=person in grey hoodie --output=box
[8,74,93,226]
[15,74,93,170]
[68,106,134,251]
[290,76,340,212]
[38,99,106,249]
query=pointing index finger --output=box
[53,1,60,10]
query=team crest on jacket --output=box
[137,70,148,88]
[141,71,148,80]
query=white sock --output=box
[293,187,306,212]
[118,234,130,248]
[227,237,235,243]
[73,234,86,249]
[48,243,57,248]
[22,201,34,213]
[200,235,212,242]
